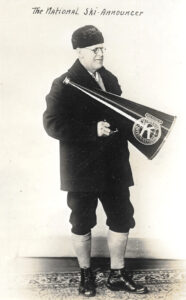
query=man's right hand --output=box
[97,121,111,137]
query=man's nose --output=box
[96,48,104,56]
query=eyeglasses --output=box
[85,47,106,55]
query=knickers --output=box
[67,188,135,234]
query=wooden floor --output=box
[13,257,186,274]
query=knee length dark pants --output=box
[67,188,135,235]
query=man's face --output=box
[77,43,105,73]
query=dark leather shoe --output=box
[79,268,96,297]
[107,268,148,294]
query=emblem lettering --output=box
[132,115,162,145]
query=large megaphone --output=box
[63,77,176,160]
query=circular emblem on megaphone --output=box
[132,113,162,145]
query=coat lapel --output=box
[67,59,101,90]
[67,59,122,95]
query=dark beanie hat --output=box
[71,25,104,49]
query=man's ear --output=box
[76,48,84,59]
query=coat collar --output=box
[67,59,107,91]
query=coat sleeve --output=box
[43,77,98,142]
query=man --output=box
[43,25,148,296]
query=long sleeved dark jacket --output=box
[43,59,134,192]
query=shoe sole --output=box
[106,284,148,294]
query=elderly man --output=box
[43,25,148,296]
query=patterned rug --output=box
[2,269,186,300]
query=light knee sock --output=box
[107,229,129,269]
[72,232,91,269]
